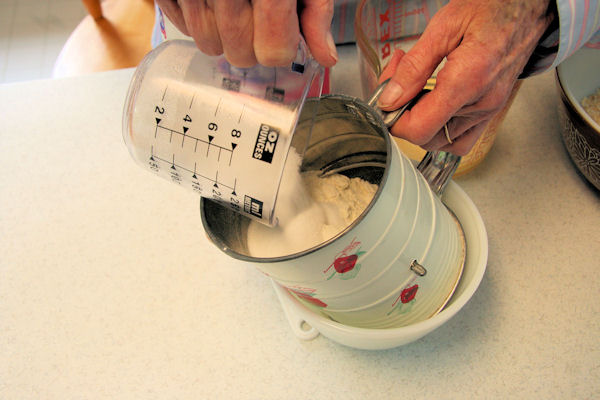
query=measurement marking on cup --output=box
[214,98,222,116]
[155,124,232,154]
[154,118,161,138]
[238,105,245,123]
[207,136,214,156]
[181,127,188,147]
[189,93,195,109]
[229,143,236,166]
[150,153,236,191]
[162,85,168,101]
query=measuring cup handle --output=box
[367,79,461,196]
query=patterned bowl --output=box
[556,47,600,191]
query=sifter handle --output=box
[367,79,461,196]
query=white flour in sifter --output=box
[246,149,378,257]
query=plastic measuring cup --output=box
[123,40,324,225]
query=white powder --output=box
[246,150,378,257]
[582,87,600,125]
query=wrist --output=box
[518,0,559,78]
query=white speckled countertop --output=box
[1,45,599,399]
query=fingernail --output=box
[378,80,404,108]
[326,31,338,63]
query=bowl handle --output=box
[271,280,320,341]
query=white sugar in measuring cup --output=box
[201,85,466,329]
[123,40,323,226]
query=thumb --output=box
[377,19,455,109]
[299,0,338,67]
[379,49,405,83]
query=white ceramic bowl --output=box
[272,180,487,350]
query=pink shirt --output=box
[553,0,600,65]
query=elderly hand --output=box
[378,0,555,155]
[154,0,338,68]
